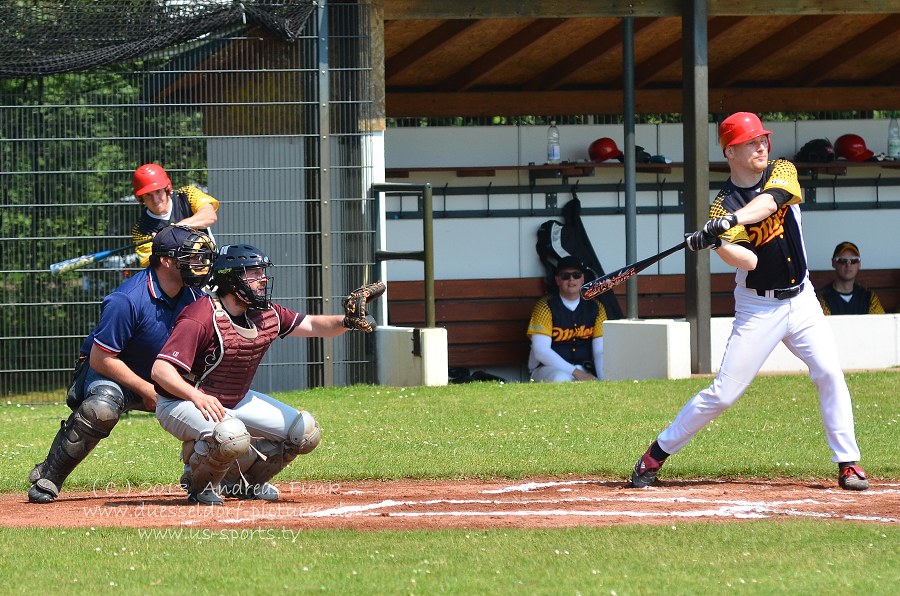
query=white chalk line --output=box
[209,482,899,525]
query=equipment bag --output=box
[535,192,624,319]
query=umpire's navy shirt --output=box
[79,267,203,382]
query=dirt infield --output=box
[2,477,897,531]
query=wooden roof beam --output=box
[709,16,838,88]
[436,19,567,92]
[523,18,657,91]
[634,17,744,89]
[792,15,900,87]
[385,19,478,83]
[386,86,900,117]
[384,0,900,20]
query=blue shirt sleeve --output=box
[90,291,138,354]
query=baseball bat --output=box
[580,241,686,300]
[49,238,152,275]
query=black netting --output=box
[0,0,315,78]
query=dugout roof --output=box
[381,0,900,117]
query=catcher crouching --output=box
[152,243,384,505]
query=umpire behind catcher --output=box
[28,225,216,504]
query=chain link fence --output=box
[1,1,379,402]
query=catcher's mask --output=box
[151,225,216,287]
[212,244,274,309]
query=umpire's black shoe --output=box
[838,464,869,491]
[27,479,59,504]
[631,443,664,488]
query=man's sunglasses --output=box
[558,271,583,280]
[834,257,860,265]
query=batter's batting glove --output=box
[702,214,738,237]
[685,231,721,251]
[342,281,386,333]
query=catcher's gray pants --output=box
[156,390,299,445]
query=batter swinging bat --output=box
[49,239,152,275]
[580,241,686,300]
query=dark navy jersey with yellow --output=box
[712,159,807,291]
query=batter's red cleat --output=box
[838,464,869,491]
[631,445,664,488]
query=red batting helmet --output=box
[834,134,874,162]
[588,138,623,163]
[133,164,172,197]
[718,112,773,153]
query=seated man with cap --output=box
[817,241,885,315]
[526,256,608,382]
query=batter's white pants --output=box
[657,283,861,463]
[156,390,301,444]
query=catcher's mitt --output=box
[342,281,386,333]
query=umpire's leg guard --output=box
[28,384,125,504]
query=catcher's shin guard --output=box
[28,385,125,503]
[186,418,251,501]
[220,410,320,501]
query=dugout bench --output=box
[386,269,900,372]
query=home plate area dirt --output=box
[1,477,897,531]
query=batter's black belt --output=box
[755,282,804,300]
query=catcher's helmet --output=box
[151,224,217,287]
[212,244,274,309]
[133,164,172,197]
[718,112,773,153]
[794,138,835,163]
[834,134,874,162]
[588,138,623,163]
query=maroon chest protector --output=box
[196,300,280,407]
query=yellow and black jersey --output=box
[527,294,606,365]
[712,160,806,290]
[131,186,218,268]
[818,283,886,315]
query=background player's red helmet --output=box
[588,137,623,163]
[718,112,773,153]
[834,134,874,162]
[132,163,172,197]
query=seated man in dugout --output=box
[817,241,885,315]
[526,256,607,382]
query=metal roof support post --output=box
[372,182,436,328]
[622,16,638,319]
[682,0,713,374]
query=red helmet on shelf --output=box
[588,137,623,163]
[834,134,874,162]
[718,112,773,154]
[132,163,172,197]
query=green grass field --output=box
[2,372,898,593]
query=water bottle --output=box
[888,116,900,159]
[547,120,561,164]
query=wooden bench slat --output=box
[385,269,899,369]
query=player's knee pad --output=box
[185,419,251,495]
[76,384,126,439]
[287,410,321,455]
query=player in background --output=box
[28,225,216,503]
[131,163,219,268]
[817,241,885,315]
[527,256,607,382]
[629,112,869,491]
[152,244,384,505]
